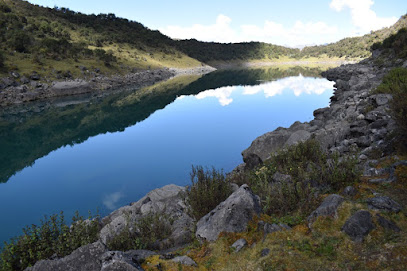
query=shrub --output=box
[186,166,232,220]
[106,212,172,251]
[242,139,360,216]
[374,67,407,152]
[0,211,100,271]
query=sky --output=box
[28,0,406,48]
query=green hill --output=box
[0,0,406,79]
[300,15,407,59]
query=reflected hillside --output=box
[0,66,331,183]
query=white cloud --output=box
[103,191,123,210]
[159,14,239,43]
[195,86,237,106]
[243,75,334,98]
[160,14,338,47]
[241,20,338,47]
[191,76,334,106]
[330,0,398,34]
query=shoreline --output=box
[0,65,216,107]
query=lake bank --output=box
[0,65,216,107]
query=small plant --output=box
[185,166,232,221]
[243,139,360,217]
[374,67,407,152]
[0,211,100,271]
[106,212,172,251]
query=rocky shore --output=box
[24,54,407,270]
[0,65,216,107]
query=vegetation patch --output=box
[374,67,407,153]
[237,139,360,217]
[106,212,173,251]
[185,166,232,221]
[0,211,100,271]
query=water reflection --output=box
[190,75,334,106]
[0,66,330,184]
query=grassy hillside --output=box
[0,0,202,78]
[1,0,406,80]
[300,15,407,59]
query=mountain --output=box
[0,0,406,79]
[300,15,407,59]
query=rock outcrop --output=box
[26,241,107,271]
[239,59,397,170]
[195,184,261,242]
[100,184,194,250]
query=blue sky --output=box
[28,0,406,47]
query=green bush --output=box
[242,139,359,216]
[186,166,232,220]
[106,212,172,251]
[0,211,100,271]
[374,67,407,152]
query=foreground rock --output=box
[100,184,194,250]
[307,194,344,228]
[342,210,375,242]
[26,241,107,271]
[195,184,261,242]
[367,196,402,213]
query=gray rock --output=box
[374,94,392,106]
[100,184,194,250]
[100,251,143,271]
[25,241,107,271]
[284,130,311,147]
[376,214,401,232]
[196,184,261,242]
[307,194,344,227]
[242,128,290,162]
[11,71,20,78]
[171,256,197,267]
[367,196,401,212]
[260,248,270,257]
[231,238,247,252]
[342,210,374,242]
[243,153,262,170]
[20,76,30,84]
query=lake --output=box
[0,66,334,245]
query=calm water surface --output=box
[0,66,334,245]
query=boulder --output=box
[242,128,290,162]
[25,241,107,271]
[196,184,261,242]
[307,194,344,228]
[100,184,194,250]
[171,256,197,267]
[342,210,374,242]
[367,196,401,213]
[230,238,247,252]
[271,172,292,183]
[100,251,143,271]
